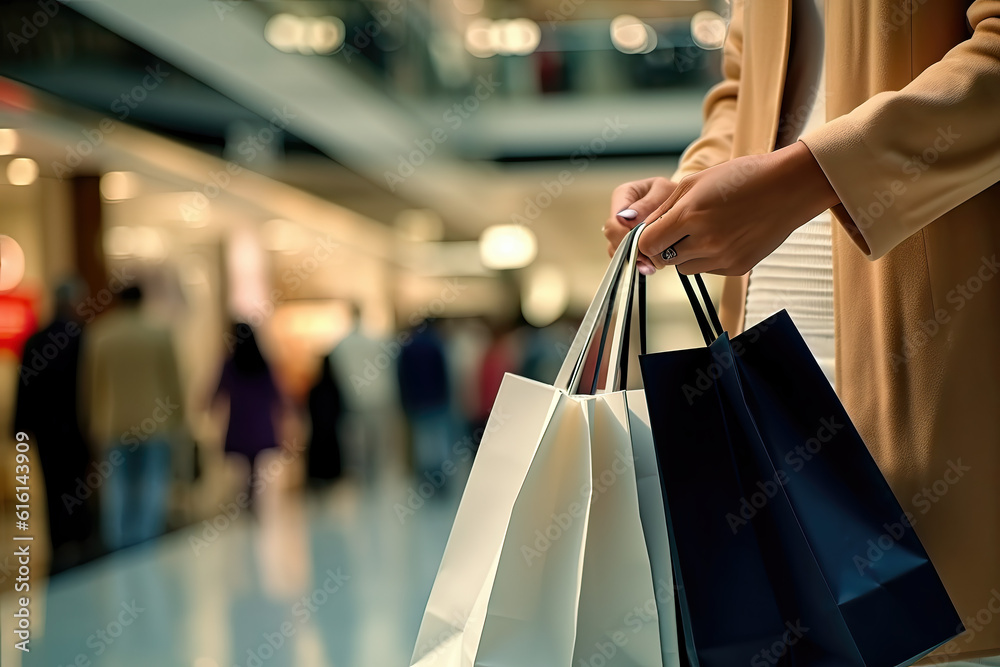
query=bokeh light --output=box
[265,14,344,55]
[691,11,728,50]
[6,157,38,186]
[521,264,569,327]
[464,18,541,58]
[0,234,27,292]
[0,129,18,156]
[101,171,140,200]
[479,224,537,269]
[611,15,657,55]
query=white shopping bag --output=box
[411,226,680,667]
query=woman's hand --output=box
[603,176,679,275]
[637,141,841,275]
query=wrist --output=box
[786,140,840,210]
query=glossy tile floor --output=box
[5,472,998,667]
[2,477,462,667]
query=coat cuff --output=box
[800,117,909,261]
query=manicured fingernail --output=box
[617,209,638,220]
[638,264,655,276]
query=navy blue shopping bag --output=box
[639,272,962,667]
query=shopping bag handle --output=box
[601,228,726,391]
[678,272,723,346]
[554,224,639,392]
[599,223,646,393]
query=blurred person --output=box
[212,322,282,509]
[473,321,520,441]
[328,304,400,483]
[80,284,183,551]
[305,354,344,486]
[605,0,1000,661]
[397,320,452,490]
[439,318,490,436]
[13,278,96,571]
[518,321,574,385]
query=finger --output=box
[610,179,654,220]
[601,219,632,248]
[675,257,722,276]
[639,206,692,269]
[640,178,689,227]
[608,235,658,277]
[623,180,678,223]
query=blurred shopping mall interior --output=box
[0,1,726,665]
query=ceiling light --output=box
[132,227,167,261]
[611,15,657,55]
[691,11,727,50]
[104,226,134,257]
[265,13,305,53]
[305,17,345,54]
[100,171,139,200]
[522,264,569,327]
[479,224,537,270]
[464,18,495,58]
[266,14,344,55]
[6,157,38,186]
[465,18,541,57]
[0,235,26,292]
[495,19,541,56]
[0,129,17,156]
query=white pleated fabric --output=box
[744,212,835,383]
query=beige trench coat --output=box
[671,0,1000,660]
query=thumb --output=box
[616,180,678,224]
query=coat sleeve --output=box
[800,1,1000,260]
[672,0,744,181]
